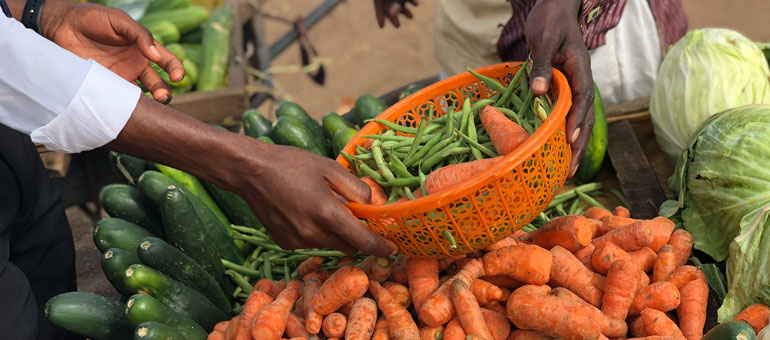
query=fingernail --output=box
[386,240,398,256]
[158,95,168,103]
[570,127,581,143]
[570,164,579,177]
[532,77,548,93]
[150,45,161,58]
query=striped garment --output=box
[497,0,688,61]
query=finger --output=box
[374,0,386,28]
[322,160,372,204]
[407,0,418,5]
[139,66,172,104]
[327,203,396,257]
[110,10,162,62]
[527,34,561,96]
[153,44,186,82]
[388,3,401,27]
[561,50,595,176]
[401,6,413,19]
[568,109,594,177]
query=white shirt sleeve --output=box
[0,15,141,153]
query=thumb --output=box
[528,40,558,96]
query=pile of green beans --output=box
[521,182,628,232]
[342,64,556,203]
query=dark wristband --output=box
[21,0,46,34]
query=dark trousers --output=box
[0,124,80,340]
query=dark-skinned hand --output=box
[373,0,418,28]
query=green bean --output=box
[495,65,527,107]
[222,259,261,276]
[403,120,427,165]
[371,140,395,182]
[233,233,270,246]
[403,187,417,200]
[262,256,273,280]
[283,262,290,280]
[442,230,457,249]
[358,162,385,182]
[421,141,463,172]
[496,107,521,125]
[294,249,349,257]
[520,91,534,122]
[353,153,373,160]
[467,68,506,94]
[555,203,567,216]
[470,99,495,112]
[405,134,442,168]
[386,188,403,204]
[460,98,471,134]
[372,119,418,134]
[355,145,371,155]
[418,169,428,196]
[568,197,581,215]
[455,130,498,158]
[379,177,421,187]
[389,156,413,178]
[509,94,524,112]
[444,104,456,138]
[521,225,536,233]
[609,189,630,208]
[362,134,413,142]
[519,65,529,95]
[576,189,608,210]
[548,183,603,207]
[226,270,254,293]
[231,225,267,238]
[477,133,491,144]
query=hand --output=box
[373,0,418,28]
[525,0,594,177]
[42,1,184,103]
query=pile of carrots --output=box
[206,205,721,340]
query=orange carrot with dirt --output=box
[549,246,604,307]
[626,337,680,340]
[438,255,467,272]
[592,272,607,292]
[419,259,486,327]
[585,207,613,220]
[629,247,658,273]
[602,259,640,320]
[668,230,694,269]
[574,243,596,269]
[407,258,439,311]
[362,176,389,205]
[647,217,676,252]
[507,288,604,340]
[508,330,555,340]
[372,319,390,340]
[213,321,229,333]
[255,279,281,299]
[511,284,552,297]
[471,279,503,305]
[591,242,632,275]
[302,278,323,334]
[482,244,552,285]
[224,316,241,340]
[484,301,506,315]
[345,298,378,340]
[420,326,444,340]
[302,271,329,282]
[592,221,654,251]
[598,215,639,236]
[629,281,681,315]
[370,280,420,340]
[666,266,700,289]
[614,206,631,218]
[207,331,226,340]
[312,266,369,316]
[520,215,594,252]
[484,236,518,252]
[629,316,647,337]
[338,301,355,317]
[481,308,511,340]
[652,245,677,283]
[384,282,412,308]
[321,313,347,338]
[252,280,302,340]
[360,256,394,283]
[296,257,324,278]
[286,314,316,340]
[641,308,686,340]
[443,318,466,340]
[391,255,409,285]
[733,304,770,334]
[241,289,274,327]
[677,272,708,340]
[550,287,628,338]
[451,279,494,340]
[480,275,523,289]
[424,157,504,194]
[479,105,530,155]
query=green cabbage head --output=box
[650,28,770,163]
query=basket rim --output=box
[336,62,573,218]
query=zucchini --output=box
[138,5,209,35]
[276,101,329,153]
[332,127,358,156]
[124,264,227,330]
[243,109,273,138]
[269,116,330,157]
[257,136,275,144]
[181,43,202,65]
[197,6,232,91]
[134,322,188,340]
[153,164,230,227]
[353,94,387,127]
[126,294,208,340]
[93,218,158,254]
[144,0,189,14]
[45,292,133,340]
[322,112,354,139]
[109,151,150,185]
[137,237,232,314]
[137,170,182,207]
[203,181,262,230]
[144,20,180,45]
[702,321,755,340]
[100,184,164,236]
[101,248,142,296]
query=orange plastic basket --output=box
[336,62,572,258]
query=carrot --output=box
[361,176,389,205]
[598,216,639,237]
[614,206,631,218]
[629,248,658,273]
[479,105,530,155]
[302,271,329,282]
[214,321,229,333]
[499,287,511,302]
[647,217,676,252]
[255,279,281,299]
[593,221,654,252]
[479,275,523,290]
[443,318,466,340]
[252,281,302,340]
[511,284,551,298]
[312,266,369,316]
[508,330,555,340]
[641,308,686,340]
[507,288,604,340]
[482,245,552,285]
[444,258,471,277]
[296,257,324,278]
[602,259,640,320]
[439,275,451,286]
[551,287,628,338]
[481,308,511,340]
[372,318,390,340]
[207,331,226,340]
[667,230,694,269]
[288,338,308,340]
[666,266,700,289]
[360,256,394,283]
[585,207,613,220]
[591,242,633,275]
[677,272,708,340]
[626,337,679,340]
[391,255,409,285]
[629,316,647,337]
[629,281,681,315]
[652,245,677,283]
[471,279,503,305]
[438,255,467,272]
[451,279,494,340]
[549,246,604,307]
[419,259,485,327]
[484,236,518,252]
[345,298,378,340]
[483,301,506,315]
[465,335,488,340]
[424,157,503,194]
[574,243,596,269]
[241,289,274,328]
[420,326,444,340]
[286,314,315,340]
[302,278,323,334]
[338,301,355,317]
[384,282,411,308]
[734,304,770,334]
[226,316,241,340]
[321,313,347,338]
[407,258,439,311]
[520,215,594,252]
[592,272,607,292]
[294,297,306,318]
[370,280,420,340]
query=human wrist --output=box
[39,0,72,38]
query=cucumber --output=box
[269,116,330,157]
[197,6,232,91]
[100,184,165,236]
[126,294,208,340]
[109,152,150,185]
[398,84,423,100]
[137,170,182,207]
[353,94,387,127]
[165,43,186,59]
[137,237,232,314]
[181,43,202,65]
[153,164,230,227]
[322,112,354,139]
[44,292,133,340]
[101,248,142,296]
[124,264,227,330]
[138,6,209,35]
[93,218,158,254]
[257,136,275,144]
[332,127,358,156]
[134,322,188,340]
[203,181,262,230]
[144,0,189,14]
[276,101,330,154]
[243,109,273,138]
[184,188,244,262]
[183,58,199,85]
[180,28,203,44]
[702,321,755,340]
[144,20,180,45]
[576,84,608,183]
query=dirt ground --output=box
[66,0,769,298]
